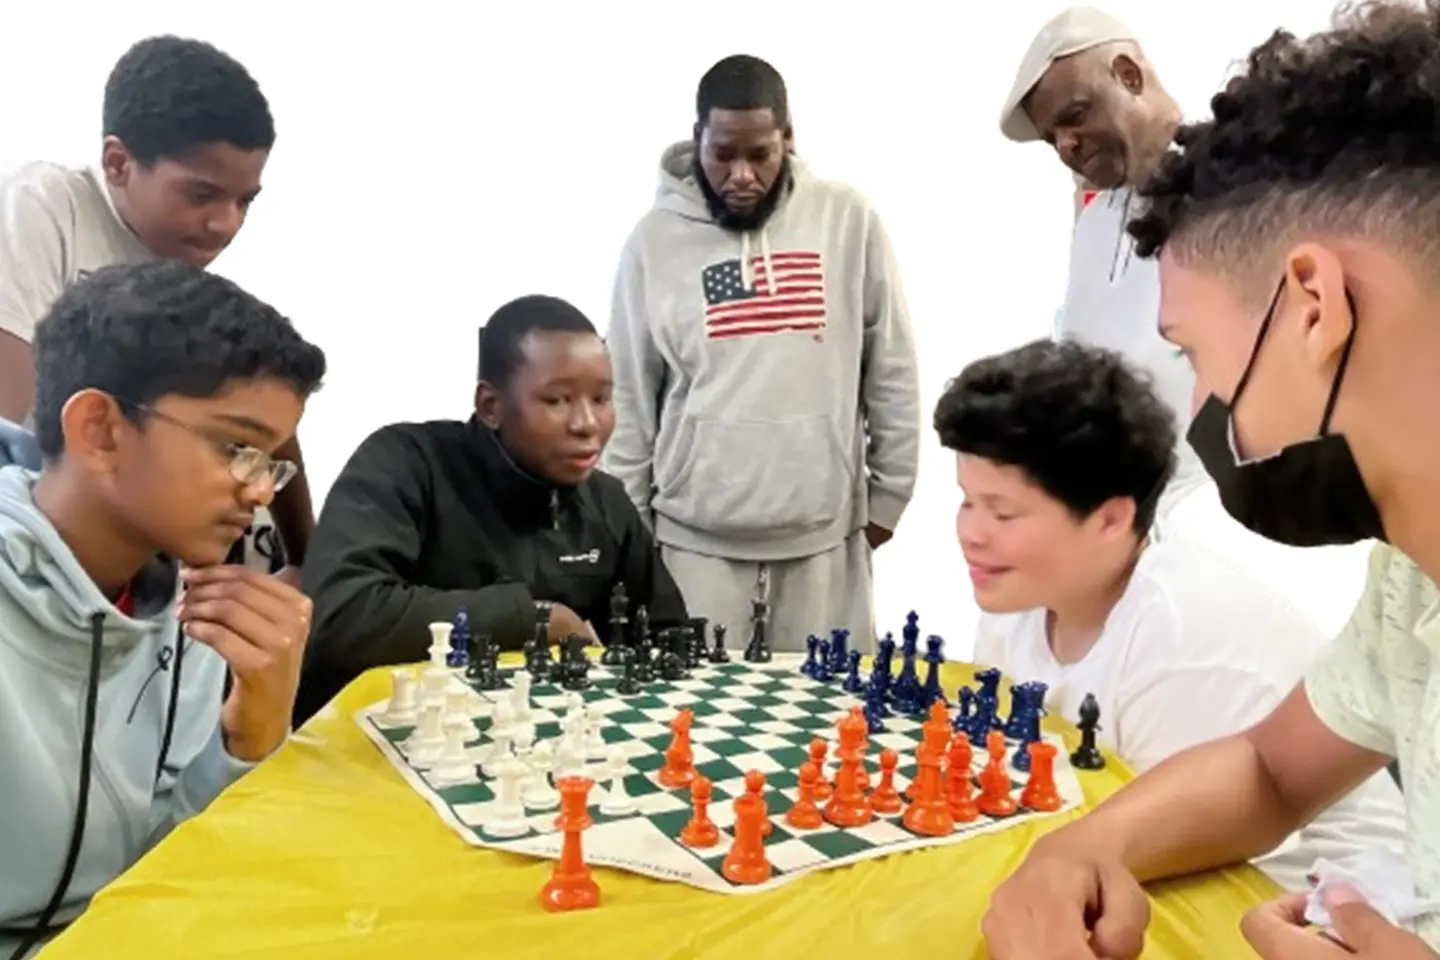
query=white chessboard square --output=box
[655,689,702,706]
[690,726,735,744]
[873,731,920,753]
[765,837,831,873]
[584,698,637,717]
[633,791,689,816]
[715,683,762,699]
[737,731,791,752]
[707,697,752,713]
[618,721,668,740]
[669,678,713,691]
[705,713,746,729]
[764,703,809,720]
[689,744,721,766]
[843,818,914,846]
[723,751,785,775]
[751,719,803,737]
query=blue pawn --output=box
[447,608,471,668]
[863,683,888,733]
[953,686,975,733]
[813,638,834,682]
[919,635,947,707]
[829,628,850,674]
[841,649,864,693]
[865,671,891,718]
[876,633,896,675]
[801,634,821,677]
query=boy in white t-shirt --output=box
[934,339,1404,892]
[0,36,313,576]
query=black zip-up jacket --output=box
[294,418,688,723]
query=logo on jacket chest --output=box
[558,548,601,564]
[701,250,827,341]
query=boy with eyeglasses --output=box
[0,260,325,958]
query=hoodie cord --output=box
[155,626,185,782]
[739,230,775,293]
[7,612,105,960]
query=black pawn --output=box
[687,617,708,669]
[561,635,592,690]
[708,624,730,663]
[615,647,641,695]
[1070,692,1106,770]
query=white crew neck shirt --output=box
[974,528,1407,891]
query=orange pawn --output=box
[902,701,955,836]
[785,762,825,829]
[658,708,695,788]
[539,776,600,912]
[722,770,773,885]
[869,748,903,814]
[944,733,979,822]
[1020,741,1063,812]
[681,775,720,846]
[807,738,833,799]
[975,730,1018,817]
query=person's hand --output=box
[982,842,1151,959]
[274,564,303,589]
[549,603,596,641]
[865,522,893,550]
[1241,887,1438,959]
[176,565,312,762]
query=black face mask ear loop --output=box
[7,612,105,960]
[1315,288,1360,439]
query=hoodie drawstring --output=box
[739,230,776,293]
[7,613,105,960]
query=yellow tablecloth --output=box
[42,661,1279,959]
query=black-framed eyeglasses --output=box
[119,399,297,492]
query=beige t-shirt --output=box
[0,161,152,343]
[1305,543,1440,948]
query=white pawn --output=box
[599,747,636,815]
[560,709,586,760]
[483,732,516,779]
[380,668,419,724]
[510,672,533,724]
[490,698,516,741]
[431,715,476,785]
[553,738,584,782]
[407,704,446,766]
[482,757,531,839]
[584,705,607,760]
[522,741,559,811]
[511,722,536,764]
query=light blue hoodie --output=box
[603,142,921,562]
[0,460,253,957]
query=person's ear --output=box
[1112,53,1144,95]
[61,389,128,473]
[1283,242,1351,377]
[475,381,503,430]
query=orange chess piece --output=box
[902,701,955,836]
[681,775,720,846]
[822,708,874,827]
[807,738,834,799]
[722,770,773,885]
[944,733,979,822]
[869,748,903,814]
[1020,741,1063,812]
[658,708,695,788]
[539,776,600,912]
[975,730,1018,817]
[786,762,825,829]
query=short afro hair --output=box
[933,339,1177,533]
[477,295,599,388]
[696,55,790,130]
[32,261,326,459]
[1128,0,1440,297]
[103,35,275,166]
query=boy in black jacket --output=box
[296,295,689,722]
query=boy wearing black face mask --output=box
[983,6,1440,959]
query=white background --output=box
[0,0,1347,659]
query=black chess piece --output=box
[528,620,553,681]
[743,596,772,663]
[1070,692,1106,770]
[615,646,641,695]
[560,635,592,690]
[663,627,692,679]
[474,634,508,690]
[686,617,708,669]
[708,624,730,663]
[603,585,629,666]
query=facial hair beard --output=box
[692,153,792,232]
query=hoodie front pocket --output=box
[655,416,851,539]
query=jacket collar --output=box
[470,418,580,529]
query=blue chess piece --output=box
[829,628,850,673]
[953,686,975,733]
[864,670,891,718]
[813,638,834,682]
[919,635,947,707]
[1010,681,1049,772]
[863,682,888,733]
[447,608,471,668]
[876,633,896,674]
[902,610,920,648]
[1003,683,1032,740]
[841,649,864,693]
[801,634,820,677]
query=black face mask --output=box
[1185,282,1385,547]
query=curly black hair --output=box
[696,55,790,130]
[31,261,326,459]
[478,295,598,386]
[103,35,275,166]
[1128,0,1440,286]
[933,339,1177,533]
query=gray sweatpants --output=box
[660,530,875,655]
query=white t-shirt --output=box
[974,530,1407,892]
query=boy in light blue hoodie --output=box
[0,260,325,958]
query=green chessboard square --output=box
[705,738,760,758]
[695,758,745,784]
[804,827,880,859]
[688,700,722,718]
[602,708,650,726]
[435,780,494,805]
[788,715,833,732]
[730,707,774,725]
[624,772,667,797]
[630,752,665,774]
[380,726,411,743]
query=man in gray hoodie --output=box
[602,55,921,654]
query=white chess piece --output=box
[489,698,516,740]
[584,705,607,760]
[482,757,531,838]
[599,747,636,815]
[483,732,516,779]
[406,704,446,766]
[427,621,453,667]
[561,710,586,760]
[510,672,533,724]
[511,723,536,763]
[522,741,559,810]
[430,715,476,785]
[553,739,583,782]
[380,669,419,724]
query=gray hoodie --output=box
[602,141,920,562]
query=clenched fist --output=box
[176,565,312,761]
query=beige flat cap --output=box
[999,6,1137,142]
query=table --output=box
[42,661,1280,959]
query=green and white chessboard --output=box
[357,655,1084,895]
